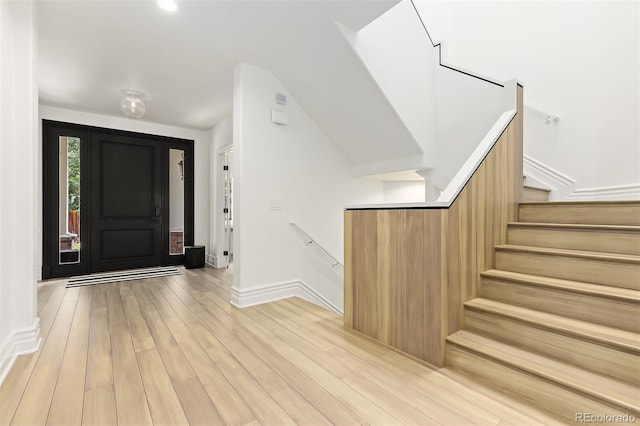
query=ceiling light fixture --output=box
[120,91,146,119]
[158,0,177,12]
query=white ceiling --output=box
[38,0,397,130]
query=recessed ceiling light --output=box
[158,0,177,12]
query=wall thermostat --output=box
[276,93,287,105]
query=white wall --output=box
[430,65,506,191]
[233,62,384,311]
[257,18,424,178]
[37,105,211,278]
[383,181,425,203]
[415,0,640,196]
[0,0,40,385]
[341,0,506,197]
[349,0,437,165]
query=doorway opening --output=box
[42,120,195,279]
[217,147,234,268]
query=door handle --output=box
[155,207,161,217]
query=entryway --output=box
[42,120,194,279]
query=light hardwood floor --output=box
[1,267,562,425]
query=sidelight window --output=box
[59,136,81,265]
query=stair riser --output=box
[465,310,640,385]
[480,278,640,332]
[507,227,640,255]
[446,345,636,420]
[522,187,549,202]
[518,205,640,226]
[495,250,640,290]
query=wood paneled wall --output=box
[344,86,523,367]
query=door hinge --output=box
[223,208,229,214]
[223,165,229,171]
[223,250,229,256]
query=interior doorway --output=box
[217,147,234,268]
[42,120,195,279]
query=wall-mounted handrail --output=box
[526,105,559,124]
[290,223,343,268]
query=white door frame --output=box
[215,145,233,268]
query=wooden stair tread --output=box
[522,185,551,192]
[481,269,640,303]
[508,222,640,232]
[495,244,640,263]
[464,298,640,353]
[446,330,640,413]
[518,202,640,226]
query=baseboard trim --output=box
[566,183,640,200]
[523,155,575,187]
[297,282,343,315]
[523,155,640,201]
[0,318,41,386]
[523,155,575,200]
[230,280,342,315]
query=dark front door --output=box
[90,133,163,272]
[42,120,195,280]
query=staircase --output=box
[522,185,550,202]
[522,175,551,202]
[446,201,640,421]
